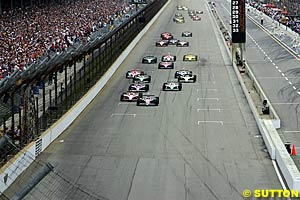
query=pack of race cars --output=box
[120,5,199,106]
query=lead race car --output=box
[162,81,182,91]
[161,53,176,62]
[120,91,142,102]
[156,40,169,47]
[158,62,174,69]
[142,56,157,64]
[133,74,151,83]
[128,82,149,92]
[126,69,144,79]
[137,94,159,106]
[176,41,189,47]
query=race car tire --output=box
[137,100,141,106]
[178,85,182,91]
[193,75,197,82]
[145,85,149,91]
[156,97,159,105]
[162,84,166,91]
[126,73,130,78]
[148,77,152,83]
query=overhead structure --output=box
[231,0,246,67]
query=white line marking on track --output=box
[197,88,218,92]
[285,77,288,80]
[281,73,285,77]
[272,63,276,66]
[297,91,300,95]
[278,69,282,73]
[275,66,279,69]
[272,102,300,105]
[284,131,300,133]
[118,102,133,106]
[197,98,219,101]
[111,113,137,117]
[197,121,223,125]
[293,86,297,90]
[197,108,221,112]
[272,160,289,196]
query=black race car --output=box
[142,56,157,64]
[176,41,189,47]
[156,40,169,47]
[162,81,182,91]
[182,31,192,37]
[161,54,176,62]
[174,70,193,78]
[137,94,159,106]
[178,74,197,83]
[169,39,179,45]
[158,62,174,69]
[128,82,149,92]
[120,91,142,102]
[133,74,151,83]
[126,69,144,79]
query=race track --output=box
[24,0,281,199]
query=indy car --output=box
[129,82,149,92]
[133,74,151,83]
[183,54,198,61]
[156,40,169,47]
[178,74,197,83]
[161,32,172,38]
[142,56,157,64]
[169,38,179,45]
[197,10,204,14]
[176,41,189,47]
[161,54,176,62]
[182,31,192,37]
[173,16,185,23]
[120,91,142,102]
[175,13,183,17]
[126,69,144,79]
[182,6,188,10]
[192,15,201,21]
[174,70,193,78]
[162,81,182,91]
[161,33,173,40]
[177,5,183,10]
[158,62,174,69]
[137,94,159,106]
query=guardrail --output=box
[208,1,300,191]
[0,0,170,194]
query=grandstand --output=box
[0,0,162,197]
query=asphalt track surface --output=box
[24,0,281,199]
[214,0,300,166]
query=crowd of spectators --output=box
[0,0,134,80]
[250,2,300,35]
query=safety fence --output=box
[0,0,167,198]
